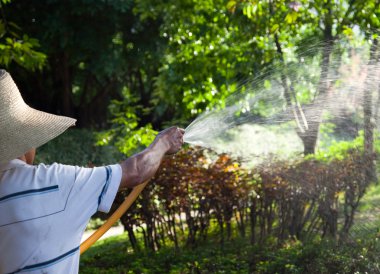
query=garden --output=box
[2,0,380,273]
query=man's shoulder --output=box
[0,161,79,190]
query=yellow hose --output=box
[80,181,149,254]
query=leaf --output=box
[264,79,271,90]
[270,24,279,34]
[285,11,298,24]
[243,4,255,19]
[8,21,21,31]
[342,26,353,37]
[226,0,237,13]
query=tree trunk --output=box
[363,39,379,184]
[126,224,139,252]
[250,197,257,245]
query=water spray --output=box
[182,45,380,165]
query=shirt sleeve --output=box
[96,164,122,213]
[69,164,122,214]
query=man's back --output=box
[0,159,121,274]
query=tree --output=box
[135,0,275,125]
[5,0,380,159]
[229,0,377,155]
[7,0,164,128]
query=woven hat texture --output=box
[0,70,76,164]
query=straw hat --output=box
[0,70,76,164]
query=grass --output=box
[80,235,251,273]
[80,230,380,273]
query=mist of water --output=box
[184,44,380,164]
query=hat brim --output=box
[0,104,76,164]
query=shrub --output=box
[35,128,121,166]
[108,142,372,252]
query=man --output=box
[0,70,184,273]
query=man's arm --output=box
[119,127,184,190]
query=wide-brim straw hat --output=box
[0,70,76,164]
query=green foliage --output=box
[80,234,252,274]
[0,34,46,70]
[35,129,121,166]
[0,1,46,70]
[4,0,163,127]
[96,87,157,156]
[314,130,380,162]
[80,227,380,273]
[4,0,380,134]
[250,237,380,274]
[313,132,365,162]
[135,0,274,123]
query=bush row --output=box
[109,145,374,251]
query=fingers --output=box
[177,128,185,145]
[173,128,183,146]
[160,126,185,155]
[178,128,185,135]
[176,128,185,145]
[166,127,185,139]
[161,126,184,134]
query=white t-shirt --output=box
[0,159,122,274]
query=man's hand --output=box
[119,126,185,189]
[154,126,185,155]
